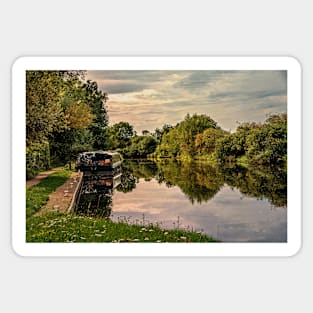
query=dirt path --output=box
[27,166,83,216]
[26,167,64,187]
[35,171,83,216]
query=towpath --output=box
[26,167,64,187]
[27,167,82,215]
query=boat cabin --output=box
[76,150,122,174]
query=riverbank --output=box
[27,212,218,242]
[26,168,218,243]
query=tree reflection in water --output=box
[74,160,287,218]
[120,160,287,208]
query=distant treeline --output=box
[114,113,287,168]
[26,70,287,179]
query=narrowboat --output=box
[76,150,122,174]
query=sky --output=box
[86,70,287,134]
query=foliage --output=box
[215,134,243,162]
[26,212,218,242]
[26,168,72,217]
[154,127,180,158]
[49,78,108,163]
[245,114,287,165]
[153,124,173,143]
[122,135,157,158]
[64,101,94,129]
[49,129,94,166]
[151,113,286,167]
[26,71,109,174]
[215,114,287,166]
[26,71,66,145]
[82,80,109,150]
[154,114,222,159]
[107,121,136,149]
[26,141,51,179]
[195,127,226,155]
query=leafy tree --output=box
[26,71,66,145]
[26,71,87,174]
[49,77,108,167]
[155,114,220,158]
[26,70,109,174]
[123,136,157,158]
[83,80,109,149]
[154,128,180,158]
[107,122,135,149]
[65,102,94,129]
[245,114,287,165]
[153,124,173,143]
[215,114,287,166]
[195,128,226,155]
[50,129,94,167]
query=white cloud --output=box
[87,70,287,133]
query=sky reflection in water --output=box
[113,160,287,242]
[75,160,287,242]
[112,178,287,242]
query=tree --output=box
[107,122,135,149]
[154,128,180,158]
[83,80,109,149]
[245,114,287,165]
[195,128,226,155]
[65,102,94,129]
[153,124,173,143]
[49,77,108,167]
[26,71,84,175]
[155,114,220,158]
[26,71,67,145]
[215,114,287,166]
[26,70,110,175]
[123,136,157,158]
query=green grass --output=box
[26,212,219,243]
[26,168,72,218]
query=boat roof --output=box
[79,150,120,156]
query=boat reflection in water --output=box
[74,151,122,218]
[74,172,121,218]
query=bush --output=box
[26,141,50,180]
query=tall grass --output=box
[27,212,219,243]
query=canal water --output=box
[74,159,287,242]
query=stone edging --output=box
[67,172,83,213]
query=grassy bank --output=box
[26,168,72,217]
[27,212,218,242]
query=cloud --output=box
[86,70,287,133]
[87,70,185,94]
[98,80,148,94]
